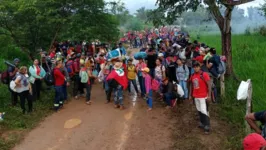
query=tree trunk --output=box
[221,31,233,76]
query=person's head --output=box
[13,58,20,67]
[169,55,175,62]
[192,62,201,73]
[118,43,122,48]
[19,66,27,74]
[158,53,164,59]
[128,58,133,65]
[33,59,39,66]
[210,48,216,55]
[243,133,266,150]
[139,59,144,63]
[176,58,183,65]
[162,77,169,85]
[56,60,63,68]
[156,58,162,66]
[80,59,85,67]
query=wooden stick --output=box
[245,79,252,134]
[220,73,225,97]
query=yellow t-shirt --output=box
[127,65,136,80]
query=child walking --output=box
[142,67,153,111]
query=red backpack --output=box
[73,58,80,73]
[1,71,10,84]
[66,60,74,77]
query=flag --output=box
[106,69,128,90]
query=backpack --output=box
[1,71,9,84]
[80,68,89,83]
[73,58,80,73]
[44,65,55,86]
[66,60,74,77]
[218,57,226,74]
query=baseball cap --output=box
[193,56,204,63]
[243,133,266,150]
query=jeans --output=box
[85,84,91,102]
[18,90,32,114]
[54,86,64,111]
[163,93,174,106]
[128,79,139,93]
[114,85,123,106]
[62,82,67,101]
[179,80,188,99]
[138,76,146,97]
[31,79,42,101]
[146,90,153,108]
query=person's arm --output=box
[245,113,262,134]
[14,76,22,87]
[203,73,212,102]
[185,66,189,81]
[63,67,70,82]
[162,66,166,79]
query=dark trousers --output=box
[106,87,113,102]
[73,75,83,97]
[82,83,91,102]
[149,68,155,78]
[138,76,146,97]
[54,86,64,111]
[163,93,174,106]
[18,90,32,113]
[128,79,139,93]
[32,79,42,101]
[9,86,18,106]
[62,82,67,101]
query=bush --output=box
[258,26,266,36]
[244,27,251,36]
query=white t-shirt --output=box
[16,74,30,93]
[155,65,166,80]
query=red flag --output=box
[106,69,128,90]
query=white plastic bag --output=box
[9,80,17,92]
[237,81,249,100]
[177,84,184,97]
[98,70,104,82]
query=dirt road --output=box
[13,49,230,150]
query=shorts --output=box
[254,111,266,123]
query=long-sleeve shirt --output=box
[176,65,189,81]
[54,68,65,86]
[145,74,152,94]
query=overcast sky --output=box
[117,0,265,14]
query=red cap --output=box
[243,133,266,150]
[193,56,203,63]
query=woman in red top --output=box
[53,60,65,111]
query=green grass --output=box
[193,34,266,149]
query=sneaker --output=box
[86,101,91,105]
[75,96,78,99]
[204,128,210,135]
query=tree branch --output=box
[223,6,233,34]
[220,0,254,6]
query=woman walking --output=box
[176,58,189,100]
[142,67,153,111]
[136,58,147,98]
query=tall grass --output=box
[195,34,266,148]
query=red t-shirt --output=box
[190,72,210,98]
[54,68,65,86]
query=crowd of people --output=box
[2,26,266,148]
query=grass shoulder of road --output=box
[195,34,266,149]
[0,84,54,150]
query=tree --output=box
[154,0,254,76]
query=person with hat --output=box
[161,77,177,108]
[8,58,20,106]
[127,58,139,96]
[142,67,153,111]
[243,133,266,150]
[189,61,212,134]
[106,59,128,110]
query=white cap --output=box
[158,53,164,57]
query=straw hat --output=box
[142,67,150,73]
